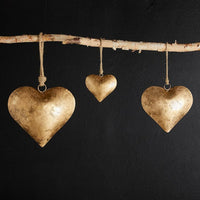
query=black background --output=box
[1,0,200,199]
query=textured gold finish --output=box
[141,86,193,132]
[8,86,75,147]
[85,74,117,102]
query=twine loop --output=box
[99,38,104,76]
[164,42,171,91]
[38,32,47,92]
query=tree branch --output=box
[0,34,199,52]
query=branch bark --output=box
[0,34,200,52]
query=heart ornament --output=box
[85,74,117,102]
[8,86,75,147]
[141,86,193,132]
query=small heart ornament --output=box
[8,86,75,147]
[141,86,193,132]
[85,74,117,102]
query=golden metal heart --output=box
[141,86,193,132]
[85,74,117,102]
[8,86,75,147]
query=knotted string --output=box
[165,43,169,85]
[164,42,171,91]
[38,32,47,92]
[99,38,104,76]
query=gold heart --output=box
[85,74,117,102]
[141,86,193,132]
[8,86,75,147]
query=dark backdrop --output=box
[1,0,200,199]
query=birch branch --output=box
[0,34,200,52]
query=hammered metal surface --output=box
[141,86,193,132]
[8,86,75,147]
[85,74,117,102]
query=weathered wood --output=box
[0,34,200,52]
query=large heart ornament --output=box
[8,86,75,147]
[141,86,193,132]
[85,74,117,102]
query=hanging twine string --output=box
[38,32,47,92]
[99,38,104,76]
[165,42,169,85]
